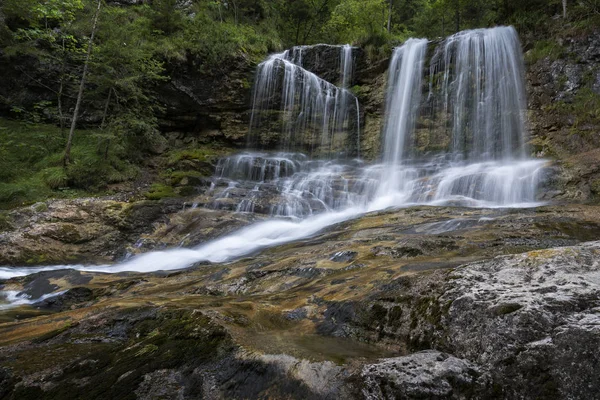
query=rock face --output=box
[526,29,600,201]
[362,351,486,399]
[341,241,600,399]
[157,53,254,146]
[437,243,600,399]
[0,197,260,265]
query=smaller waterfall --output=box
[207,152,375,219]
[248,47,360,158]
[378,38,428,198]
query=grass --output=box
[0,118,139,209]
[551,88,600,134]
[525,39,565,63]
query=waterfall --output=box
[371,26,544,207]
[430,26,528,160]
[0,28,550,283]
[248,46,360,158]
[377,38,428,200]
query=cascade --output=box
[0,27,549,285]
[372,26,544,207]
[248,45,360,158]
[210,45,364,219]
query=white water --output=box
[248,45,360,157]
[0,290,67,311]
[430,26,528,160]
[1,27,548,301]
[379,38,428,195]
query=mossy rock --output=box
[590,178,600,196]
[144,183,177,200]
[5,308,233,400]
[0,212,14,231]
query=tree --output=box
[63,0,101,166]
[325,0,388,44]
[3,0,84,132]
[89,4,167,159]
[562,0,567,18]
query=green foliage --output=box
[144,183,176,200]
[525,40,565,63]
[275,0,340,45]
[325,0,389,44]
[557,88,600,134]
[0,0,598,211]
[0,118,138,208]
[42,167,68,189]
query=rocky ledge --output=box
[0,204,599,398]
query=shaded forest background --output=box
[0,0,598,207]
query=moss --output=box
[0,118,137,208]
[163,170,205,185]
[551,88,600,134]
[166,147,227,166]
[6,308,233,400]
[591,179,600,197]
[135,344,159,356]
[0,211,14,231]
[31,323,73,344]
[144,183,177,200]
[33,202,49,212]
[525,40,564,63]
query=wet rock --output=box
[135,369,185,400]
[330,251,358,263]
[35,287,95,311]
[361,350,487,399]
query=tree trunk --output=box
[387,0,393,33]
[63,0,102,166]
[100,87,112,130]
[562,0,567,18]
[455,0,460,33]
[57,81,65,136]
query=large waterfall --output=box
[0,27,548,283]
[208,45,367,219]
[431,26,528,161]
[369,26,544,207]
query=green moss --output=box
[0,211,14,231]
[7,308,233,400]
[144,183,177,200]
[591,179,600,196]
[562,88,600,134]
[135,344,159,356]
[31,323,73,344]
[166,147,227,166]
[525,40,564,63]
[33,202,49,212]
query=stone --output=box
[361,351,487,399]
[330,251,358,263]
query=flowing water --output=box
[248,45,360,158]
[1,27,548,304]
